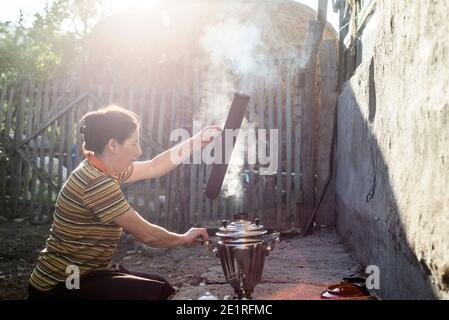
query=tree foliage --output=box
[0,0,103,83]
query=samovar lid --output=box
[215,213,267,238]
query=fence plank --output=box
[11,83,27,218]
[37,81,50,220]
[29,82,43,219]
[66,90,75,176]
[276,62,283,228]
[46,80,59,216]
[45,80,56,220]
[165,89,176,229]
[74,82,83,167]
[56,90,66,201]
[0,84,8,213]
[257,76,265,221]
[124,84,135,208]
[146,86,157,221]
[294,67,304,227]
[155,90,166,225]
[0,84,6,118]
[266,59,276,224]
[139,86,151,220]
[189,60,199,226]
[23,81,35,213]
[5,87,15,141]
[285,60,293,227]
[170,88,180,230]
[247,78,256,216]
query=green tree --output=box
[0,0,103,83]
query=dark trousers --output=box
[28,265,176,300]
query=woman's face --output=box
[113,129,142,172]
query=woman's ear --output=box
[106,138,118,153]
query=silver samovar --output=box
[204,213,280,300]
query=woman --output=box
[28,105,221,300]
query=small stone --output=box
[135,261,142,265]
[126,250,136,255]
[13,218,27,223]
[123,256,132,261]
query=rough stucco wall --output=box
[335,0,449,299]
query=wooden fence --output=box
[0,54,333,232]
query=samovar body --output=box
[205,213,280,299]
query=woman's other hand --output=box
[192,125,222,150]
[182,227,209,246]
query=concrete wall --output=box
[335,0,449,299]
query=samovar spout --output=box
[264,232,281,254]
[203,239,219,258]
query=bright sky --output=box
[0,0,339,30]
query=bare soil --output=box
[0,218,214,300]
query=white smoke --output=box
[200,18,265,78]
[198,3,274,200]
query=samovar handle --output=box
[265,232,281,255]
[203,239,219,258]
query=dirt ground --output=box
[0,218,214,300]
[0,218,365,300]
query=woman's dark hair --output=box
[80,105,140,155]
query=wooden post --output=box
[317,0,329,23]
[298,20,325,231]
[315,40,338,226]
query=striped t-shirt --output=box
[29,159,133,292]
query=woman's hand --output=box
[191,125,222,151]
[182,227,209,246]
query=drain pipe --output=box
[302,99,339,237]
